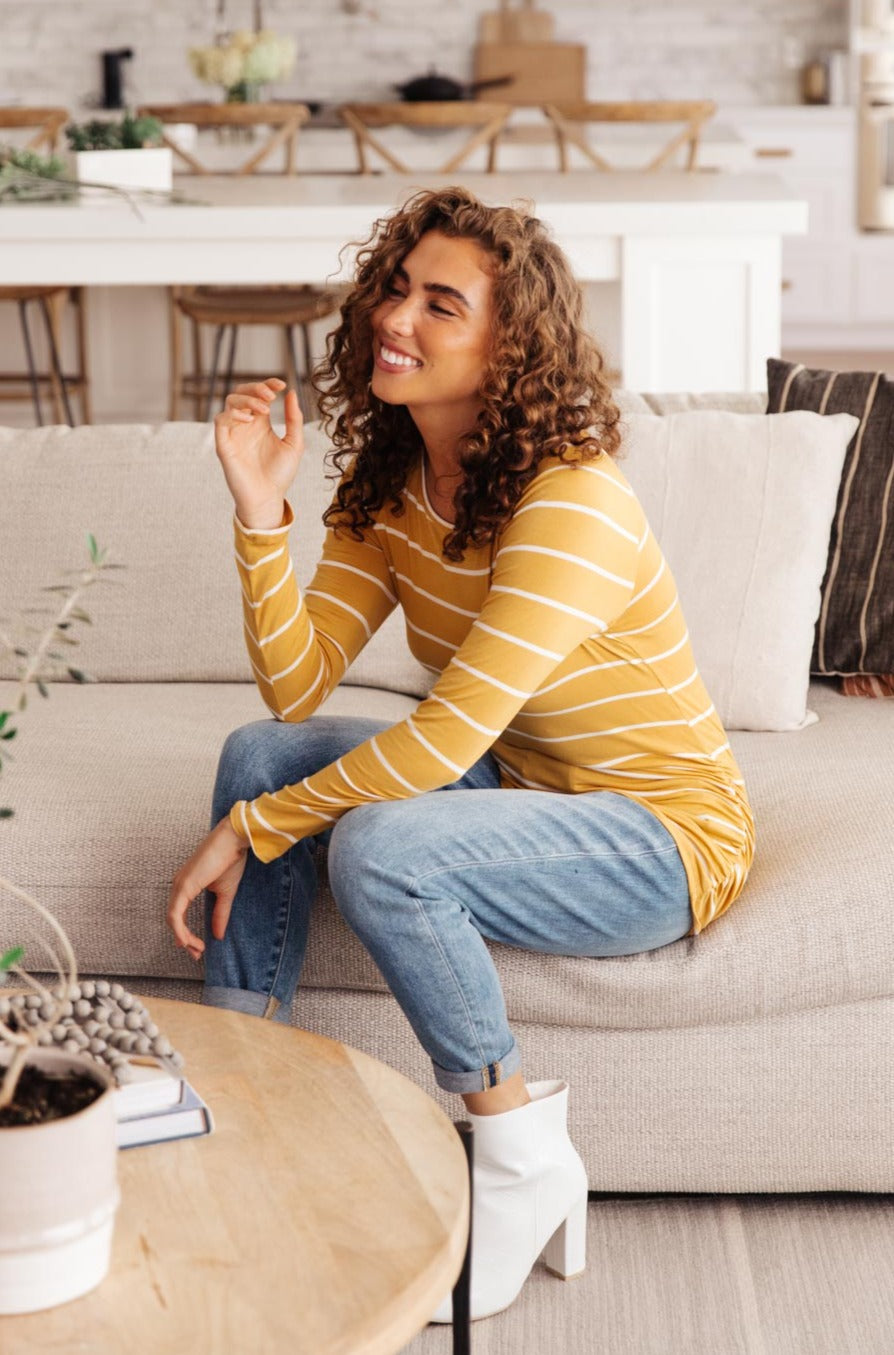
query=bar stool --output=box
[0,107,91,425]
[541,100,718,172]
[338,101,513,174]
[137,102,343,421]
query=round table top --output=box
[6,997,469,1355]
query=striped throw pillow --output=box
[767,358,894,682]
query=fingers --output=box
[220,378,289,427]
[166,877,206,961]
[282,387,305,450]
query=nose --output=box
[384,293,415,336]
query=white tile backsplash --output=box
[0,0,849,114]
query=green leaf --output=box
[67,667,88,683]
[37,680,49,699]
[87,532,99,563]
[0,946,24,972]
[0,711,8,732]
[0,808,13,819]
[0,728,16,741]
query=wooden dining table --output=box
[0,169,806,394]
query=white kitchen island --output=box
[0,170,806,409]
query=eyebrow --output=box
[393,264,472,309]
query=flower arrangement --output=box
[188,29,297,102]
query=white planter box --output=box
[70,146,173,194]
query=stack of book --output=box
[114,1059,214,1149]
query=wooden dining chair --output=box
[339,102,513,174]
[542,100,718,172]
[0,107,91,425]
[136,102,342,421]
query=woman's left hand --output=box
[167,818,249,961]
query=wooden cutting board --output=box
[473,41,586,105]
[479,0,555,44]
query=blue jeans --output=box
[203,715,693,1094]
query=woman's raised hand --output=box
[214,377,304,530]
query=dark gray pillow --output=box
[767,358,894,678]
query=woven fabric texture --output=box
[767,358,894,678]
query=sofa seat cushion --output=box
[5,678,891,1036]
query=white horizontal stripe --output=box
[489,584,607,630]
[256,602,302,647]
[373,523,491,575]
[249,801,299,845]
[299,776,347,806]
[279,658,326,716]
[235,514,290,538]
[394,572,479,617]
[472,620,563,660]
[305,589,372,639]
[609,594,678,638]
[269,628,315,683]
[238,800,253,849]
[405,617,459,652]
[628,557,666,607]
[698,814,748,837]
[519,671,699,720]
[538,462,636,496]
[235,543,286,572]
[321,559,397,604]
[371,736,423,794]
[533,631,690,695]
[513,499,639,544]
[491,753,553,790]
[429,694,501,737]
[407,716,465,777]
[496,543,633,588]
[242,557,294,608]
[315,627,350,671]
[452,658,530,698]
[335,756,377,801]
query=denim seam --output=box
[263,854,294,997]
[412,843,683,884]
[406,884,494,1076]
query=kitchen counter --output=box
[0,170,806,394]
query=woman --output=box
[167,186,754,1322]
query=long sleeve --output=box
[236,500,398,723]
[230,459,641,861]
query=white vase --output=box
[70,146,173,195]
[0,1048,120,1314]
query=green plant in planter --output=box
[0,533,120,1113]
[65,112,164,152]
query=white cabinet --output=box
[721,103,894,349]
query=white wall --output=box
[0,0,848,113]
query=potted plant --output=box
[0,535,121,1315]
[64,112,172,193]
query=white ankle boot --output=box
[430,1079,588,1323]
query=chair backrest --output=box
[338,101,512,174]
[0,107,69,154]
[136,102,311,175]
[542,100,718,172]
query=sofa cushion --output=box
[767,357,894,680]
[617,408,856,730]
[0,420,435,698]
[4,679,892,1037]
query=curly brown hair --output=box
[315,185,621,561]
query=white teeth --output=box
[380,344,421,368]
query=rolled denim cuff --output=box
[202,984,292,1025]
[431,1039,522,1094]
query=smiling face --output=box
[370,230,495,429]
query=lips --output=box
[376,341,423,373]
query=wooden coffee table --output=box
[5,997,470,1354]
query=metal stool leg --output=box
[285,325,308,421]
[205,324,228,422]
[18,299,44,426]
[222,323,239,401]
[451,1120,473,1355]
[38,295,75,426]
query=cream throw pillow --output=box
[619,409,857,731]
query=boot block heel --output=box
[542,1194,588,1279]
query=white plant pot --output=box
[70,146,173,194]
[0,1048,119,1314]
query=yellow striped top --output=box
[230,450,754,934]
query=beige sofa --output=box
[2,395,892,1193]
